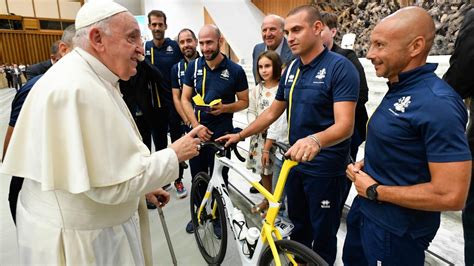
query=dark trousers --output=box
[135,114,152,149]
[168,109,185,182]
[7,77,13,88]
[136,108,184,182]
[285,168,345,265]
[8,176,24,225]
[464,163,474,265]
[189,144,229,186]
[13,75,22,90]
[343,198,434,266]
[339,130,364,214]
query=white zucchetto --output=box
[75,1,128,30]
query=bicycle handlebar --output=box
[198,129,291,162]
[200,141,246,162]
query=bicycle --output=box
[190,140,327,265]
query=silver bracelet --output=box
[308,134,322,150]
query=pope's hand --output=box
[170,125,203,162]
[145,188,170,208]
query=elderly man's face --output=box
[103,12,144,80]
[366,22,410,83]
[261,17,284,50]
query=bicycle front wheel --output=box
[190,172,228,264]
[258,239,328,266]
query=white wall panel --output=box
[59,1,81,20]
[35,0,59,18]
[7,0,34,17]
[0,0,8,15]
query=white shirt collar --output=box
[74,47,120,87]
[265,38,285,55]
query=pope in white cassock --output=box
[1,1,202,265]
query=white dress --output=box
[246,83,278,175]
[1,48,179,265]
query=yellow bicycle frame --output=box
[249,158,299,266]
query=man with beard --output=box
[169,28,200,199]
[252,14,293,84]
[181,24,249,234]
[144,10,185,195]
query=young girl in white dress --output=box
[246,50,283,214]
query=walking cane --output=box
[157,206,178,266]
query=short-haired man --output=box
[144,10,186,194]
[252,14,294,83]
[443,8,474,266]
[26,40,60,80]
[182,24,249,234]
[345,7,471,265]
[3,24,76,225]
[218,6,359,264]
[169,28,200,198]
[320,11,369,212]
[1,2,201,264]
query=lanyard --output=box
[177,61,188,88]
[151,47,154,65]
[287,68,300,140]
[149,47,162,108]
[197,66,207,122]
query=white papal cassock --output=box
[1,47,179,265]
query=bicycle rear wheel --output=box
[190,172,228,264]
[258,239,328,266]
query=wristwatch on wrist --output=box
[366,183,380,201]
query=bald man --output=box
[252,14,294,83]
[344,7,471,265]
[181,24,249,234]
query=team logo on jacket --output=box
[197,69,203,76]
[313,68,326,84]
[394,96,411,113]
[166,46,174,52]
[321,200,331,208]
[145,50,151,56]
[287,74,295,83]
[316,68,326,80]
[220,69,230,80]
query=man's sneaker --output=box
[146,200,157,210]
[186,220,194,234]
[175,181,188,199]
[212,220,222,239]
[162,184,172,191]
[275,219,294,238]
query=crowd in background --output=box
[0,64,27,90]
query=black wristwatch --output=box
[366,184,380,202]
